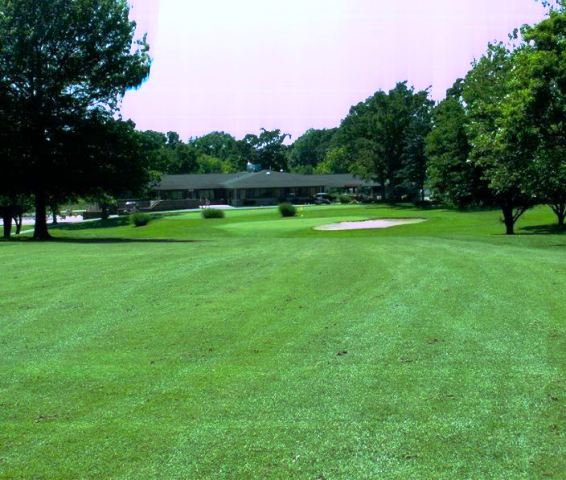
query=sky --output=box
[121,0,548,141]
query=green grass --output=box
[1,205,564,479]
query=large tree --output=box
[337,82,433,202]
[426,80,491,208]
[314,146,352,174]
[398,90,434,202]
[0,0,151,239]
[287,128,337,173]
[190,131,245,172]
[243,129,291,172]
[464,44,537,234]
[508,6,566,227]
[0,85,28,238]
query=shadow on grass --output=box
[51,237,198,244]
[53,216,131,231]
[367,202,500,213]
[2,236,198,244]
[520,224,566,235]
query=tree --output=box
[243,129,291,171]
[51,117,152,207]
[190,131,245,171]
[196,154,232,174]
[398,90,433,201]
[0,87,28,239]
[287,128,337,173]
[169,144,200,175]
[0,0,151,239]
[507,7,566,227]
[166,131,181,149]
[464,44,537,234]
[337,82,433,202]
[426,80,490,208]
[337,90,388,197]
[138,130,173,176]
[314,146,351,174]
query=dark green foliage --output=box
[287,128,337,173]
[278,203,297,217]
[130,212,151,227]
[336,82,433,202]
[201,208,225,219]
[463,44,537,234]
[510,8,566,227]
[190,131,246,172]
[338,194,352,204]
[426,80,491,209]
[314,146,351,174]
[243,129,291,171]
[0,0,152,239]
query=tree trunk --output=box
[502,205,515,235]
[15,213,22,235]
[552,203,566,228]
[2,209,12,239]
[33,191,51,240]
[52,209,58,225]
[101,203,109,221]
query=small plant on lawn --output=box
[131,212,151,227]
[278,202,297,217]
[202,208,225,219]
[339,194,352,204]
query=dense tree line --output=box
[136,128,292,177]
[285,82,434,204]
[287,3,566,233]
[427,3,566,233]
[2,0,565,238]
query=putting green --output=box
[217,215,372,235]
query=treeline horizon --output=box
[1,0,565,238]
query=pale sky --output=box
[121,0,547,141]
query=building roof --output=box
[312,174,379,188]
[223,171,327,188]
[154,171,378,191]
[154,173,243,190]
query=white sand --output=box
[315,218,426,231]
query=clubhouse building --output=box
[153,170,380,207]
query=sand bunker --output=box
[315,218,426,231]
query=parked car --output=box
[312,192,332,205]
[123,201,138,214]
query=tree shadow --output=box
[51,237,199,244]
[53,216,131,231]
[369,203,498,213]
[520,224,566,235]
[361,202,429,211]
[2,236,199,244]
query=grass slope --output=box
[1,205,564,479]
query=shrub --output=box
[202,208,225,219]
[338,194,352,204]
[130,212,151,227]
[278,202,297,217]
[414,199,434,208]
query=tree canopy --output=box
[287,128,337,174]
[2,0,565,238]
[426,80,490,209]
[0,0,151,239]
[333,82,433,201]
